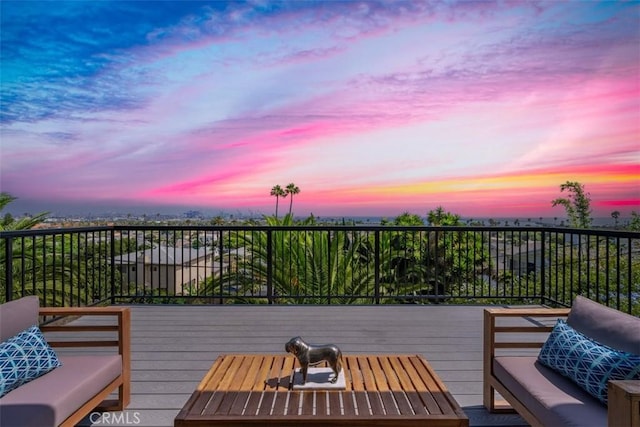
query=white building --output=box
[114,246,215,295]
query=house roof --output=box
[114,246,211,265]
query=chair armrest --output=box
[609,380,640,427]
[39,306,130,316]
[39,306,131,413]
[39,306,130,383]
[39,306,130,351]
[483,307,570,413]
[484,307,570,317]
[484,307,570,352]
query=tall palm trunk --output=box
[285,183,300,216]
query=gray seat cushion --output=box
[0,296,39,342]
[493,356,607,427]
[0,355,122,427]
[567,295,640,354]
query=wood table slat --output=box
[256,391,276,416]
[228,391,251,415]
[279,356,295,390]
[346,356,364,391]
[359,356,378,391]
[200,355,234,391]
[370,357,390,391]
[272,390,289,416]
[407,356,458,415]
[368,391,386,416]
[404,391,429,415]
[216,356,246,391]
[301,390,314,415]
[358,357,386,415]
[238,356,263,390]
[342,391,357,416]
[378,356,402,390]
[379,391,400,415]
[200,392,225,416]
[254,355,275,391]
[183,391,214,416]
[316,390,328,416]
[244,390,263,415]
[393,391,415,415]
[214,391,241,416]
[287,391,301,416]
[395,358,442,415]
[328,391,342,416]
[353,391,371,416]
[390,356,441,414]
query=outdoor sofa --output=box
[0,296,130,427]
[484,295,640,427]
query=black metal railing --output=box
[1,225,638,314]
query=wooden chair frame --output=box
[483,307,640,427]
[39,306,131,427]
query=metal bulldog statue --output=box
[285,336,342,384]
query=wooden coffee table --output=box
[175,354,468,426]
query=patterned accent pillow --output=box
[0,324,62,397]
[538,319,640,404]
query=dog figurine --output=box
[285,336,342,384]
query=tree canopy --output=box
[551,181,592,228]
[0,192,49,231]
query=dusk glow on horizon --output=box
[1,1,638,218]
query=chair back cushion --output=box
[0,296,40,342]
[538,319,640,404]
[567,295,640,354]
[0,325,62,397]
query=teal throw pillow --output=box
[0,324,62,397]
[538,319,640,404]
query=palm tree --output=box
[0,193,129,306]
[285,183,300,216]
[0,193,49,231]
[611,211,620,228]
[210,215,376,304]
[270,185,287,218]
[1,193,55,304]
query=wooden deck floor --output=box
[63,304,528,426]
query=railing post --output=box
[218,231,224,302]
[266,229,273,304]
[435,229,440,304]
[574,232,581,298]
[327,230,332,305]
[4,236,13,302]
[540,230,546,306]
[374,230,380,304]
[110,227,116,305]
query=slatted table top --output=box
[174,354,468,426]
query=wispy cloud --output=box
[1,1,638,217]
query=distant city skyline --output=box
[1,1,638,218]
[2,198,634,227]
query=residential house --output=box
[114,246,215,295]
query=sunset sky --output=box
[1,1,638,218]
